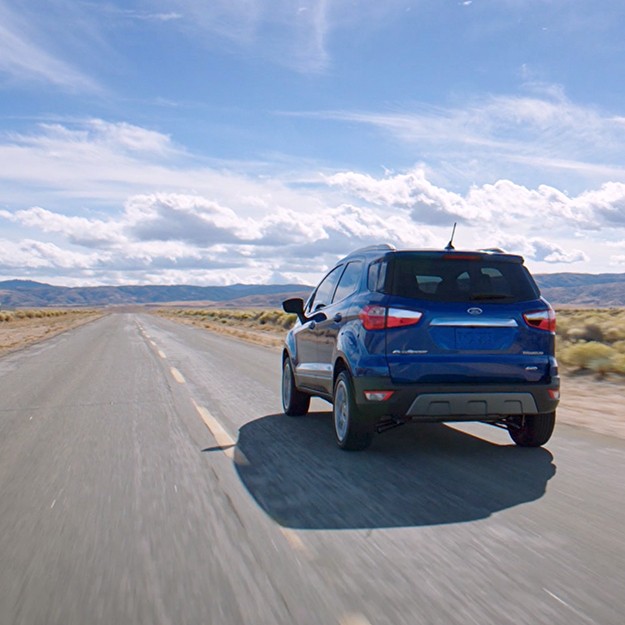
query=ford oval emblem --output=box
[467,307,483,315]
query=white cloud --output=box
[326,169,483,223]
[0,119,325,215]
[0,239,104,270]
[149,0,329,72]
[0,188,438,283]
[4,206,124,248]
[0,1,100,90]
[290,89,625,187]
[149,0,411,73]
[124,194,260,244]
[10,119,177,157]
[572,183,625,227]
[86,120,174,154]
[1,118,624,285]
[326,167,625,233]
[491,234,588,264]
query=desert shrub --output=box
[608,353,625,374]
[582,323,604,341]
[565,327,587,342]
[282,314,297,329]
[589,357,615,377]
[603,325,625,342]
[0,309,93,322]
[558,341,617,371]
[612,340,625,354]
[565,323,603,342]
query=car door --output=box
[315,260,364,395]
[293,265,344,392]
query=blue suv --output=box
[282,244,560,450]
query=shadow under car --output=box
[234,411,556,530]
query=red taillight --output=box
[386,307,423,328]
[359,305,387,330]
[523,308,556,333]
[359,305,422,331]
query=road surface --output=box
[1,313,623,625]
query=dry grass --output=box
[556,308,625,376]
[156,308,296,348]
[0,309,104,355]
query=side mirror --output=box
[282,297,306,324]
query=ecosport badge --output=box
[467,307,483,315]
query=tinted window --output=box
[308,265,343,312]
[332,261,363,303]
[389,255,539,302]
[367,260,387,292]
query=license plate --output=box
[455,328,499,349]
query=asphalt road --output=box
[1,313,624,625]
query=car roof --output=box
[338,245,525,265]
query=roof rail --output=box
[347,243,397,256]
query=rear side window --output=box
[367,260,387,292]
[333,261,363,303]
[389,255,539,303]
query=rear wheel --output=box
[508,412,556,447]
[333,371,373,451]
[282,357,310,416]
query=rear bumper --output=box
[352,377,560,421]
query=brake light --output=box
[359,305,422,330]
[359,305,386,330]
[523,308,556,333]
[442,254,481,261]
[387,307,423,328]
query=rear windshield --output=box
[387,255,539,303]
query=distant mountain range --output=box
[0,280,312,309]
[1,273,625,308]
[534,273,625,307]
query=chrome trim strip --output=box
[296,363,333,374]
[430,317,518,328]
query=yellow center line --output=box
[193,402,309,558]
[170,367,185,384]
[339,614,373,625]
[158,350,166,359]
[193,400,237,459]
[279,528,309,555]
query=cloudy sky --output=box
[1,0,625,286]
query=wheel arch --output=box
[333,355,352,387]
[283,332,298,365]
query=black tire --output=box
[333,371,373,451]
[508,412,556,447]
[282,357,310,416]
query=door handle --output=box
[333,313,343,323]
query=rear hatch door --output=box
[383,252,554,384]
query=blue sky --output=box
[1,0,625,286]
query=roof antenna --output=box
[445,222,457,251]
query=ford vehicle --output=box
[281,244,559,450]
